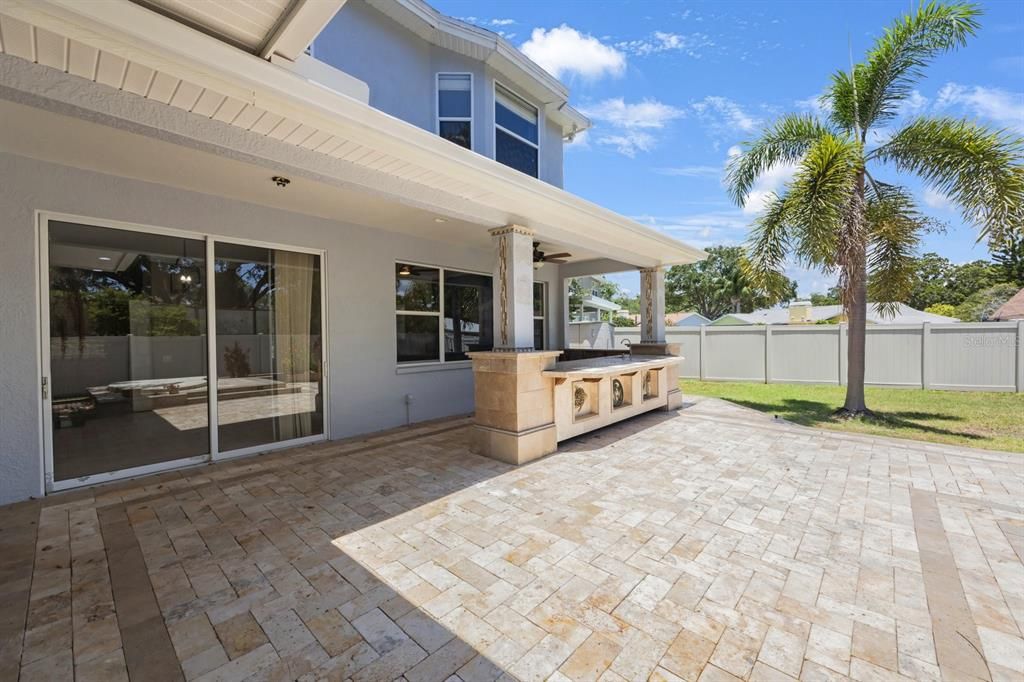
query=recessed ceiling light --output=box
[98,256,112,261]
[433,217,447,223]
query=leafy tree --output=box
[992,233,1024,287]
[955,283,1019,321]
[906,253,999,309]
[665,246,796,319]
[728,2,1023,416]
[809,287,842,305]
[924,303,957,317]
[610,315,637,327]
[615,294,640,314]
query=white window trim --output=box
[395,260,493,366]
[436,72,474,152]
[493,79,540,178]
[533,281,547,350]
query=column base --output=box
[471,423,557,465]
[661,387,684,411]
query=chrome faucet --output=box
[620,338,631,359]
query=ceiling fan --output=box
[533,242,571,269]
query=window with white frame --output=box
[395,263,493,363]
[495,82,539,177]
[437,74,472,150]
[533,282,546,349]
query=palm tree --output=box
[726,1,1023,417]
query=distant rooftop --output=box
[715,303,960,325]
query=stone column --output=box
[489,225,536,351]
[639,267,666,343]
[633,266,682,410]
[468,225,562,465]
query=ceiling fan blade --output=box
[544,252,572,260]
[546,258,569,264]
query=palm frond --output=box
[725,114,833,206]
[873,116,1024,243]
[827,1,981,135]
[864,184,922,317]
[743,193,792,300]
[786,134,862,269]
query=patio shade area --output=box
[1,399,1022,681]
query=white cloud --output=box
[935,83,1024,132]
[490,19,515,26]
[579,98,685,157]
[922,186,952,210]
[898,90,929,116]
[581,98,685,129]
[655,166,723,178]
[631,212,750,249]
[692,96,761,136]
[795,94,831,118]
[615,31,714,58]
[735,157,798,215]
[520,25,625,80]
[598,132,656,157]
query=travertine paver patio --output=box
[1,397,1023,682]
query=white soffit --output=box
[0,1,704,267]
[131,0,346,60]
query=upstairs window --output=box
[495,83,539,178]
[437,74,472,150]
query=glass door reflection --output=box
[213,243,323,453]
[47,221,209,481]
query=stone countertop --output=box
[541,354,682,378]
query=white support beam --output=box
[639,267,666,343]
[490,225,536,350]
[260,0,348,61]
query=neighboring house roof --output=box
[991,288,1024,320]
[712,303,959,325]
[667,312,710,326]
[363,0,590,136]
[1,0,704,267]
[581,295,619,313]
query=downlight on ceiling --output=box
[433,217,447,223]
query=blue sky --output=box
[435,0,1024,298]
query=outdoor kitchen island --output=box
[544,354,684,441]
[468,345,684,465]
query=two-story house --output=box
[0,0,703,504]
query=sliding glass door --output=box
[213,243,323,454]
[43,217,326,489]
[46,221,210,481]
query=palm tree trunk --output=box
[841,170,871,416]
[843,258,869,413]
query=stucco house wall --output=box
[312,0,564,187]
[0,151,564,504]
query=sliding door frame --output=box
[36,211,329,492]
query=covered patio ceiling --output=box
[0,0,705,269]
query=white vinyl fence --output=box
[612,321,1024,392]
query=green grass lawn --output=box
[682,380,1024,453]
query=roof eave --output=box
[3,0,703,268]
